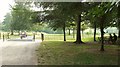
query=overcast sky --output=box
[0,0,14,23]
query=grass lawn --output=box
[0,32,20,39]
[37,41,119,65]
[43,34,98,41]
[0,32,38,39]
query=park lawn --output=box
[37,41,119,65]
[0,32,19,39]
[9,35,20,39]
[43,34,97,41]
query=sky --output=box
[0,0,14,23]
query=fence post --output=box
[3,33,5,41]
[33,33,35,41]
[41,33,44,41]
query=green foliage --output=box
[30,23,43,31]
[0,23,4,31]
[11,2,33,31]
[37,2,97,43]
[2,13,12,31]
[31,23,63,34]
[81,21,89,31]
[87,2,117,28]
[37,2,94,30]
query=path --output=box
[0,39,41,65]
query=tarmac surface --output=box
[0,39,41,66]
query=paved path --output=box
[0,39,41,65]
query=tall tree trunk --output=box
[100,16,105,51]
[63,22,66,41]
[118,2,120,38]
[73,28,75,38]
[68,29,70,35]
[94,22,97,41]
[118,30,120,38]
[75,14,83,44]
[11,30,14,35]
[100,27,104,51]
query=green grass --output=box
[37,41,119,65]
[0,32,39,39]
[0,32,99,41]
[44,34,74,41]
[43,34,97,42]
[9,35,20,39]
[0,32,20,39]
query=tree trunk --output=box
[118,2,120,38]
[74,14,83,44]
[94,22,97,41]
[63,22,66,41]
[100,27,104,51]
[73,28,75,38]
[100,16,105,51]
[11,30,14,35]
[68,29,70,35]
[118,30,120,38]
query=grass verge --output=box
[37,41,119,65]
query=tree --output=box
[66,21,76,38]
[109,1,120,38]
[38,2,95,44]
[2,13,12,32]
[35,3,79,41]
[11,2,33,33]
[88,2,116,51]
[42,10,69,41]
[117,2,120,38]
[81,21,89,36]
[30,23,43,32]
[0,23,4,31]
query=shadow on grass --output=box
[36,41,119,65]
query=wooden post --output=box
[41,33,44,41]
[3,33,5,41]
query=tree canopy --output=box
[11,2,33,31]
